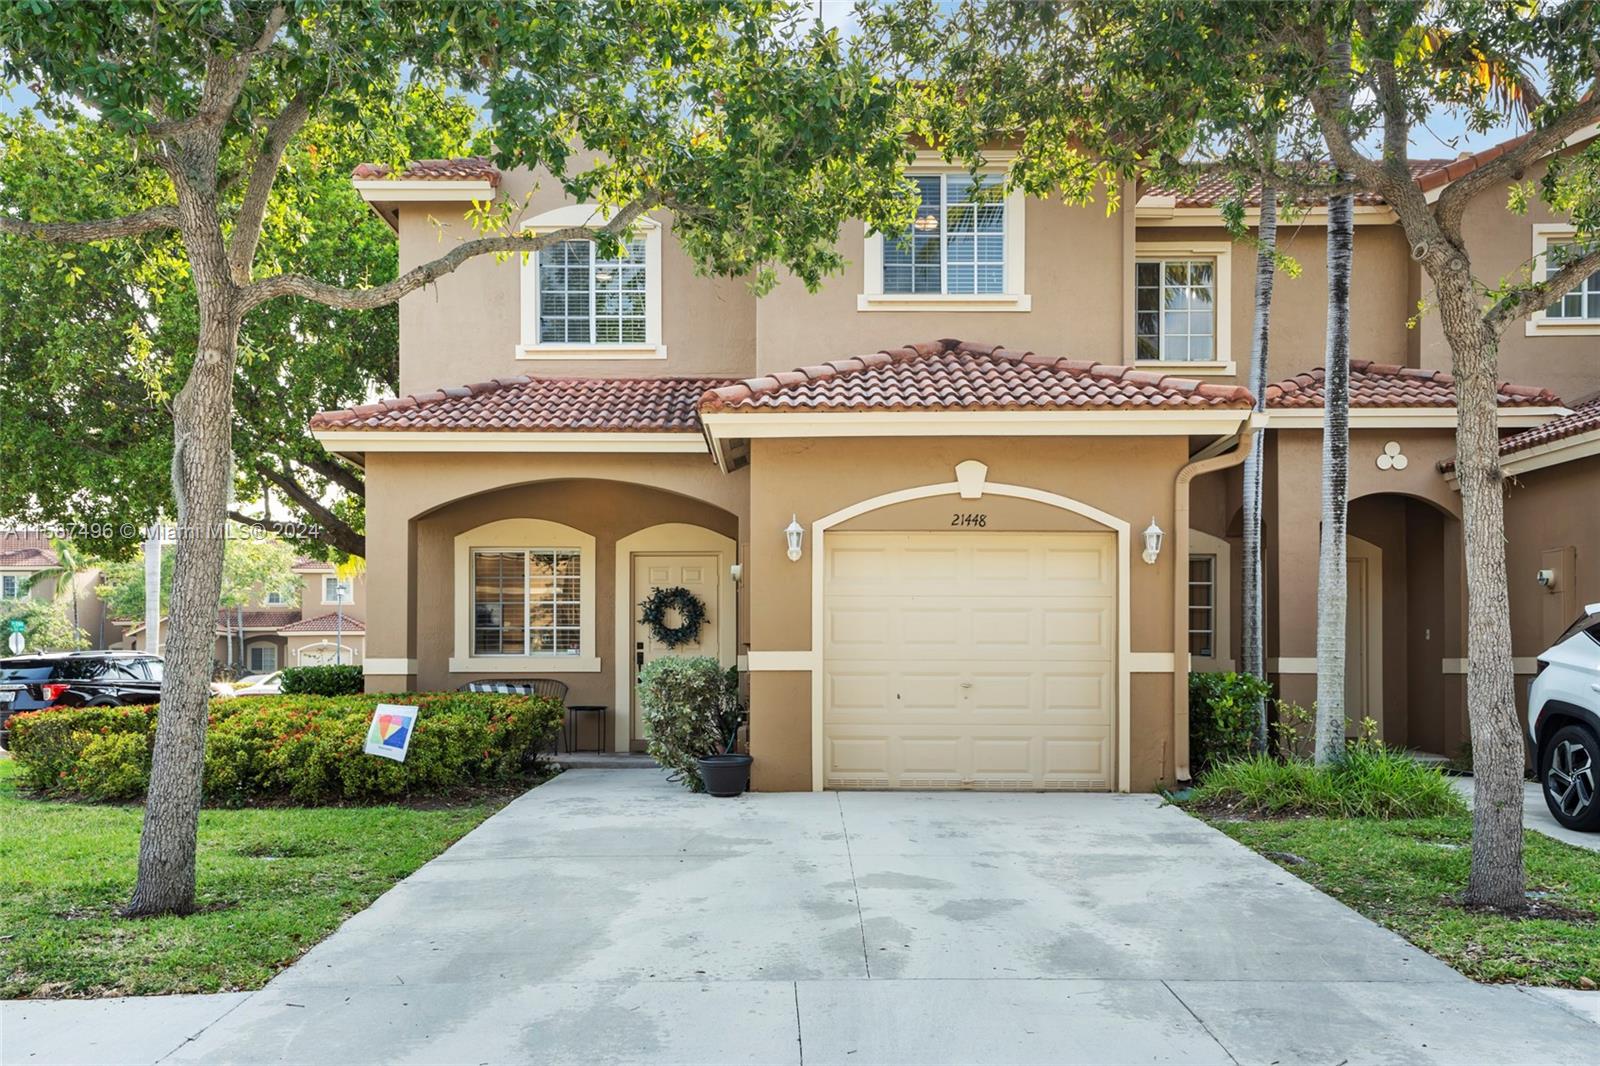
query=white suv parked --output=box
[1529,603,1600,831]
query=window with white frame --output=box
[1137,258,1217,361]
[472,549,582,656]
[264,590,286,605]
[0,575,21,599]
[322,576,353,605]
[517,207,664,359]
[884,174,1007,295]
[537,238,648,344]
[248,644,278,673]
[1544,241,1600,321]
[1188,555,1216,659]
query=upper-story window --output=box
[264,590,286,605]
[538,239,648,344]
[1136,258,1215,361]
[519,206,665,360]
[859,163,1030,312]
[1528,225,1600,337]
[322,576,354,605]
[1545,242,1599,321]
[884,175,1006,295]
[1131,241,1233,372]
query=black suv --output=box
[0,651,164,743]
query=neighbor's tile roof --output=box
[699,339,1254,414]
[1266,361,1561,409]
[0,533,56,569]
[350,157,501,186]
[216,608,303,630]
[1143,160,1453,208]
[291,556,334,572]
[1493,395,1600,456]
[278,612,366,634]
[310,376,733,433]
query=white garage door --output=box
[823,531,1117,790]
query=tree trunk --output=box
[1241,176,1279,751]
[1314,188,1353,765]
[126,206,240,914]
[1433,267,1526,909]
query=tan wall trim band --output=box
[364,657,417,674]
[746,650,814,671]
[1267,657,1319,674]
[1128,652,1175,673]
[1441,657,1541,675]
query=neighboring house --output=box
[312,130,1600,792]
[0,532,111,649]
[117,558,365,672]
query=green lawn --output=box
[1206,813,1600,987]
[0,757,516,998]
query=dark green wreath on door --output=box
[638,586,708,648]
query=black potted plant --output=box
[695,667,751,797]
[637,657,750,795]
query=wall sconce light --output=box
[1141,518,1165,565]
[1536,568,1557,590]
[729,563,744,584]
[784,515,805,562]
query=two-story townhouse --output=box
[313,130,1598,792]
[0,532,112,649]
[118,556,366,672]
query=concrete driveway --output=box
[8,769,1597,1064]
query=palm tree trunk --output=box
[1314,184,1353,765]
[1241,173,1279,751]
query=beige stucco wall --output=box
[360,451,750,714]
[392,167,758,394]
[1419,152,1599,404]
[1136,223,1416,384]
[754,191,1130,374]
[745,434,1192,792]
[293,568,368,620]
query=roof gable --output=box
[1266,361,1561,410]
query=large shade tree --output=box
[0,0,915,915]
[0,85,486,560]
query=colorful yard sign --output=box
[364,703,419,762]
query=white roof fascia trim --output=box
[310,430,709,454]
[353,179,497,203]
[1267,406,1568,429]
[699,409,1251,440]
[1135,204,1397,226]
[1444,428,1600,484]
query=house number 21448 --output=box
[950,513,988,528]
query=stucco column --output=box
[1272,432,1321,713]
[361,454,418,692]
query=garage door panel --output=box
[824,530,1117,791]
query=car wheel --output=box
[1541,724,1600,831]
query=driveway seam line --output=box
[836,792,871,979]
[150,993,256,1065]
[1160,979,1241,1066]
[793,980,805,1065]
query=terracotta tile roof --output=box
[350,156,501,186]
[278,612,366,634]
[1266,361,1561,409]
[291,556,334,572]
[699,339,1254,414]
[310,375,733,433]
[217,608,303,630]
[0,533,56,569]
[1494,395,1600,454]
[1143,161,1452,208]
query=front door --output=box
[631,554,721,750]
[1344,536,1383,739]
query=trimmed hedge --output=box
[8,692,563,804]
[280,664,364,696]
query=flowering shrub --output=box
[7,692,563,804]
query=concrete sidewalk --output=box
[5,770,1596,1065]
